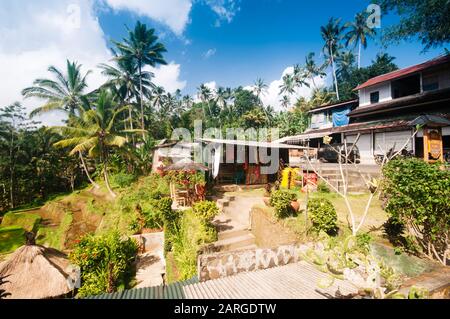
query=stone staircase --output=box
[212,194,257,252]
[318,168,378,193]
[214,229,257,251]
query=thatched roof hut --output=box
[0,243,75,299]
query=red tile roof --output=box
[354,54,450,91]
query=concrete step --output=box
[216,199,230,210]
[214,233,256,251]
[233,244,258,251]
[224,195,235,202]
[218,229,250,241]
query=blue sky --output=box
[0,0,445,124]
[96,0,443,95]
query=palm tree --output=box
[280,95,291,109]
[321,17,345,101]
[114,21,167,140]
[304,53,326,89]
[279,73,296,97]
[345,12,376,69]
[98,54,154,132]
[292,64,311,89]
[198,84,214,120]
[182,95,194,109]
[50,90,140,198]
[337,51,356,81]
[22,60,91,117]
[253,78,268,102]
[151,86,166,111]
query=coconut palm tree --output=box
[280,95,291,109]
[182,95,194,109]
[337,51,356,81]
[253,78,268,102]
[321,17,345,101]
[197,84,214,120]
[98,54,154,132]
[345,12,376,69]
[279,73,296,97]
[50,90,141,198]
[304,53,327,89]
[114,21,167,140]
[22,60,91,117]
[151,86,166,112]
[292,64,311,89]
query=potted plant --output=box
[194,172,206,201]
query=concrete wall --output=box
[359,82,392,107]
[250,206,299,248]
[197,244,310,282]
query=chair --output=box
[170,183,187,207]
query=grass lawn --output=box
[245,187,389,242]
[36,210,73,250]
[1,212,42,232]
[0,226,26,255]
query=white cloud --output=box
[0,0,187,125]
[202,48,217,59]
[0,0,111,126]
[102,1,239,35]
[103,0,192,35]
[149,62,187,93]
[245,67,326,112]
[206,0,240,26]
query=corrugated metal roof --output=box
[85,261,359,299]
[196,138,309,150]
[354,54,450,91]
[87,277,198,299]
[308,99,358,114]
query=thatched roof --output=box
[0,245,74,299]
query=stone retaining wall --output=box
[197,244,310,282]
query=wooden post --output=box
[423,127,429,162]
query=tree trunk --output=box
[138,63,146,141]
[9,130,14,209]
[79,152,100,189]
[358,40,362,69]
[100,144,116,198]
[330,46,340,101]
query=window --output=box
[422,74,439,92]
[370,91,380,104]
[391,74,421,98]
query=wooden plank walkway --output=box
[182,261,358,299]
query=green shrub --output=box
[269,190,297,219]
[69,231,138,298]
[110,173,136,188]
[171,209,217,280]
[192,201,219,224]
[382,158,450,263]
[308,198,338,234]
[317,180,331,193]
[1,212,42,232]
[356,233,372,253]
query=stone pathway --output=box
[132,233,166,288]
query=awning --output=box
[195,138,310,149]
